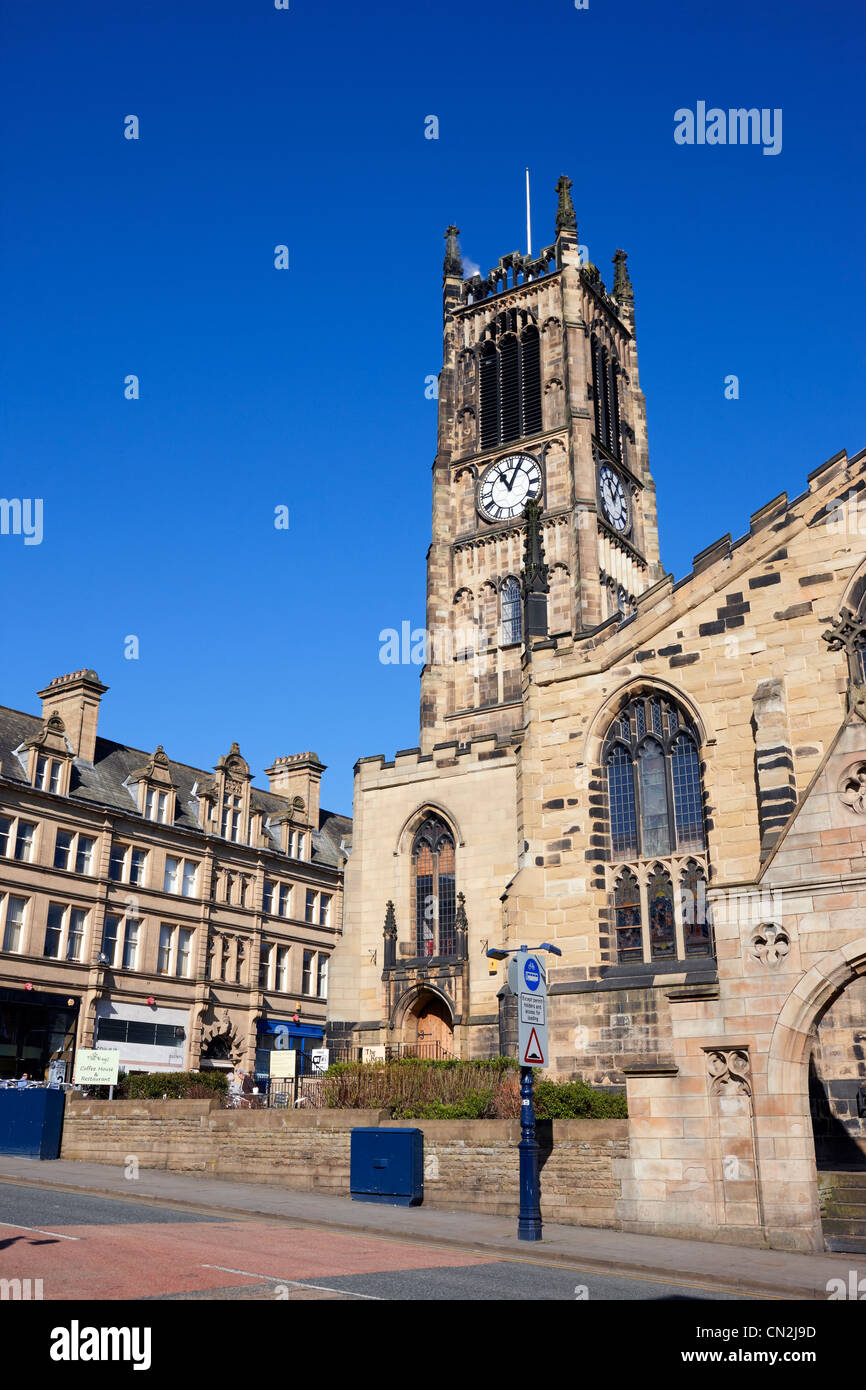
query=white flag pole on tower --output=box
[525,167,532,257]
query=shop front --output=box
[255,1018,324,1089]
[0,986,79,1083]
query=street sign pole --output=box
[518,1064,542,1241]
[487,940,561,1246]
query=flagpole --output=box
[525,167,532,256]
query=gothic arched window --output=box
[500,577,522,645]
[591,334,621,460]
[479,311,543,449]
[605,695,705,861]
[603,693,711,964]
[413,817,457,958]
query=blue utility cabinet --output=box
[350,1127,423,1206]
[0,1089,65,1158]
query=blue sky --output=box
[1,0,864,815]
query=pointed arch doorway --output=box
[404,990,454,1058]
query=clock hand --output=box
[506,460,522,489]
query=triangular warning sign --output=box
[523,1027,545,1064]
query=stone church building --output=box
[329,177,866,1252]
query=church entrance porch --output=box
[401,990,455,1058]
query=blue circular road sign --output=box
[523,957,541,991]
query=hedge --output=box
[114,1070,228,1100]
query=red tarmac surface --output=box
[0,1215,496,1300]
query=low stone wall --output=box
[60,1100,628,1228]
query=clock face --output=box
[478,454,542,522]
[599,465,629,533]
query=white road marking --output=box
[201,1263,382,1300]
[0,1220,80,1240]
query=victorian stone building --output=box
[329,177,866,1252]
[0,669,349,1084]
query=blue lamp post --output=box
[487,942,561,1242]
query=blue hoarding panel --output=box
[350,1127,423,1206]
[0,1089,65,1159]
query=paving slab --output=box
[0,1154,859,1300]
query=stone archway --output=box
[764,938,866,1250]
[401,989,454,1057]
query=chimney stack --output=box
[265,752,325,827]
[36,669,107,764]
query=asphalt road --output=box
[0,1182,751,1301]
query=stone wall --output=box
[59,1099,627,1228]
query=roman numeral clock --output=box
[477,453,543,523]
[598,463,630,534]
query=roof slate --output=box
[0,704,350,870]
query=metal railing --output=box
[385,1042,454,1061]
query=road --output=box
[0,1181,752,1301]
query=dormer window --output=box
[35,755,62,793]
[146,788,169,824]
[131,746,177,826]
[212,744,253,846]
[288,829,306,860]
[221,791,242,842]
[22,712,72,796]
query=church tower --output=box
[420,177,662,753]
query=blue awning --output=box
[256,1019,323,1041]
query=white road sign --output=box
[509,951,549,1068]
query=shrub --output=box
[533,1078,627,1119]
[116,1070,228,1101]
[395,1090,495,1120]
[322,1057,517,1118]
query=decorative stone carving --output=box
[383,900,397,970]
[458,407,475,447]
[443,224,463,278]
[706,1048,751,1097]
[554,174,576,234]
[199,1007,243,1064]
[749,923,790,967]
[839,762,866,813]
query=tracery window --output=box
[412,816,457,958]
[500,577,522,645]
[479,311,542,449]
[603,694,712,964]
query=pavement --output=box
[0,1154,860,1300]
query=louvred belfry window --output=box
[591,333,621,460]
[478,311,543,449]
[412,817,457,958]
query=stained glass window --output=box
[648,866,676,960]
[615,870,642,963]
